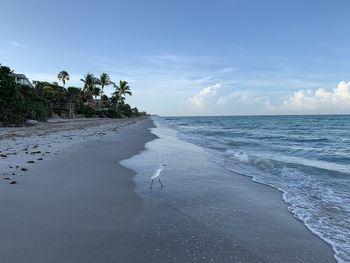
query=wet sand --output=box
[0,118,336,262]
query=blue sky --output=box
[1,0,350,115]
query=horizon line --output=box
[157,113,350,118]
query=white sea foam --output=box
[223,157,350,263]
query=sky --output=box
[1,0,350,116]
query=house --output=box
[8,73,34,88]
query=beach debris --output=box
[3,177,10,180]
[0,154,7,158]
[15,165,19,169]
[21,168,28,172]
[31,151,41,155]
[37,158,43,161]
[10,181,17,184]
[27,161,35,163]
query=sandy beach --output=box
[0,118,141,184]
[0,118,337,262]
[3,1,349,261]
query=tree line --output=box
[0,65,146,126]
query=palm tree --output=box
[113,80,132,109]
[97,73,111,110]
[57,71,70,87]
[92,87,101,100]
[80,73,98,101]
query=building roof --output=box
[8,73,27,78]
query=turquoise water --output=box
[158,115,350,263]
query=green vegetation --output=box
[80,73,99,102]
[57,71,70,87]
[0,64,147,126]
[0,65,49,126]
[77,104,96,117]
[113,80,132,109]
[97,73,112,110]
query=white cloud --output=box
[266,81,350,113]
[217,96,227,105]
[156,54,190,64]
[218,67,237,74]
[187,83,221,109]
[9,41,28,48]
[216,93,238,106]
[216,91,268,106]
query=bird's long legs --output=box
[150,178,165,189]
[159,178,165,188]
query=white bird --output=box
[150,164,166,189]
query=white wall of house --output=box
[10,74,34,88]
[16,77,32,86]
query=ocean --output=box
[122,115,350,262]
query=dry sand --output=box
[0,118,157,262]
[0,118,141,184]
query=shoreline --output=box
[0,117,337,262]
[229,167,340,262]
[122,119,337,262]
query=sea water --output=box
[154,115,350,263]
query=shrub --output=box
[18,85,49,121]
[118,103,133,117]
[78,104,96,117]
[0,65,49,126]
[106,109,121,118]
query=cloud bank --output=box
[266,81,350,114]
[187,83,221,109]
